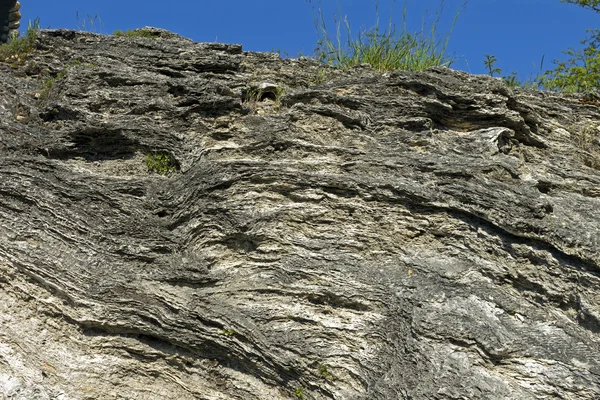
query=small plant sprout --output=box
[145,152,177,175]
[318,364,336,381]
[293,387,305,399]
[40,67,67,99]
[484,54,501,77]
[483,54,545,89]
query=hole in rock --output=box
[47,128,140,161]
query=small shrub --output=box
[483,54,502,77]
[145,152,176,174]
[539,28,600,94]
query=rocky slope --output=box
[1,28,600,399]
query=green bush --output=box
[486,1,600,93]
[539,29,600,93]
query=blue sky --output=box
[22,0,599,80]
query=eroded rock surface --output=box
[1,28,600,399]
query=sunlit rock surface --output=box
[1,28,600,399]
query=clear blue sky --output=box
[22,0,599,80]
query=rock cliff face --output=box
[1,28,600,399]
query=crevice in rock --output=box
[305,291,371,311]
[39,104,84,122]
[45,128,140,161]
[80,323,306,392]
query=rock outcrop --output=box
[1,28,600,399]
[0,0,20,44]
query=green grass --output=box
[38,60,93,99]
[40,68,67,98]
[0,17,40,64]
[318,364,336,381]
[293,387,305,400]
[75,12,103,33]
[309,0,467,72]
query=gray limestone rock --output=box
[1,28,600,399]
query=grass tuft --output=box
[75,12,103,33]
[308,0,467,72]
[0,17,40,64]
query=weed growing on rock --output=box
[244,85,284,103]
[38,61,93,100]
[0,17,40,65]
[75,12,103,33]
[242,84,285,114]
[483,54,543,89]
[307,0,466,71]
[113,29,161,39]
[318,364,336,381]
[220,328,235,336]
[40,68,67,99]
[308,67,333,86]
[145,152,176,174]
[293,387,305,399]
[270,48,290,57]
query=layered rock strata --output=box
[1,28,600,399]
